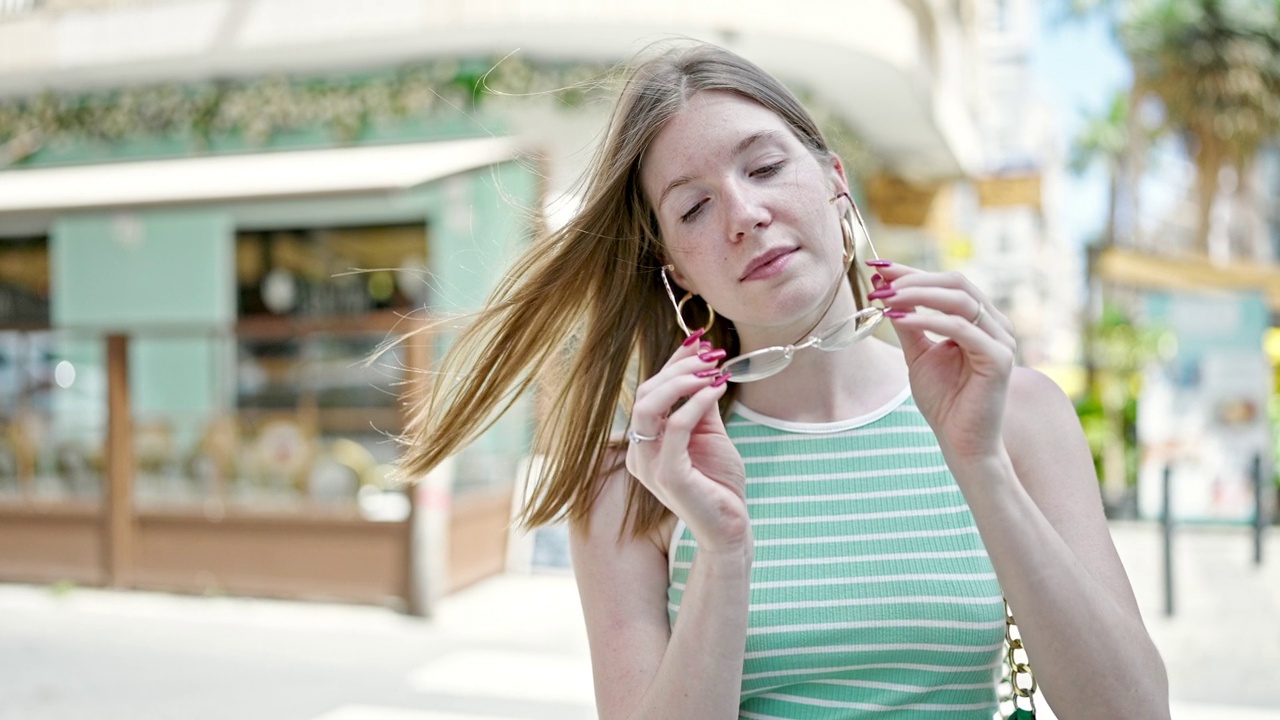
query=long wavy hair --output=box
[397,41,867,538]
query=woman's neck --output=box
[732,335,909,424]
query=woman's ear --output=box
[830,153,851,197]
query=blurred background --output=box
[0,0,1276,718]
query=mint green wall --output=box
[52,211,233,326]
[51,210,234,423]
[416,162,539,486]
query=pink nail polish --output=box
[870,273,883,285]
[867,288,896,300]
[681,328,706,347]
[866,259,893,268]
[699,341,712,352]
[699,349,726,362]
[711,371,731,387]
[885,310,909,319]
[693,367,720,378]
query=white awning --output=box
[0,135,520,215]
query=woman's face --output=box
[641,90,850,344]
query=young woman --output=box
[400,42,1169,720]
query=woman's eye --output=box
[753,161,784,177]
[680,201,704,223]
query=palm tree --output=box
[1120,0,1280,258]
[1071,91,1133,253]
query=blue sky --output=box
[1029,1,1133,246]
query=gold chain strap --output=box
[1003,597,1037,718]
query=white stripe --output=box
[746,485,959,506]
[758,693,996,712]
[674,547,988,570]
[731,425,935,444]
[670,571,996,593]
[742,658,1003,681]
[747,594,1005,612]
[807,678,995,692]
[670,598,1003,619]
[746,617,1007,637]
[748,549,988,569]
[674,525,981,549]
[739,711,791,720]
[743,640,1005,660]
[752,504,970,526]
[749,572,998,591]
[671,547,989,570]
[744,447,941,464]
[745,464,949,484]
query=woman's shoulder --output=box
[1001,366,1084,467]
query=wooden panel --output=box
[448,487,513,593]
[1098,247,1280,311]
[865,174,941,227]
[0,502,105,585]
[131,511,410,606]
[976,174,1042,209]
[105,333,133,587]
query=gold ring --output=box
[969,303,986,326]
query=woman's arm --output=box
[955,367,1169,719]
[571,465,752,720]
[869,262,1169,719]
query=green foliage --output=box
[1076,302,1157,488]
[0,57,615,165]
[1070,91,1132,176]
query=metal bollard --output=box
[1162,463,1174,616]
[1254,454,1265,566]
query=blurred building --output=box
[0,0,1015,609]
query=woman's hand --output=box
[869,263,1017,464]
[625,332,749,555]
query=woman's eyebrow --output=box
[657,130,785,210]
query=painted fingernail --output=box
[870,273,883,286]
[711,371,731,387]
[885,310,909,319]
[867,288,896,300]
[699,349,727,362]
[693,367,721,378]
[681,328,706,347]
[866,259,893,268]
[699,341,713,352]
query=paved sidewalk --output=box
[1108,521,1280,716]
[0,522,1275,719]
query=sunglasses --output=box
[661,195,885,383]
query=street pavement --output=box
[0,521,1276,720]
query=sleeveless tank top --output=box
[666,388,1005,719]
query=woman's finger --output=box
[655,376,730,470]
[873,264,1015,337]
[887,309,1015,372]
[876,286,1014,348]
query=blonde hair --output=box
[398,41,866,538]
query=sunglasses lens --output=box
[722,347,793,383]
[815,308,884,351]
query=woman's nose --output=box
[725,183,770,241]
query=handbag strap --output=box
[1004,597,1037,719]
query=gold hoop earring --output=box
[661,264,716,337]
[675,292,716,336]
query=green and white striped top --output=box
[666,388,1005,719]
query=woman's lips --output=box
[741,248,797,281]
